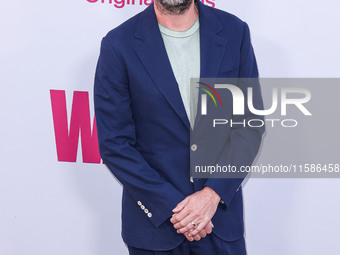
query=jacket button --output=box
[191,144,197,151]
[147,213,152,218]
[141,205,145,210]
[137,201,142,206]
[190,176,194,183]
[144,209,149,213]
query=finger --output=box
[189,220,208,237]
[176,205,209,232]
[204,222,213,235]
[204,221,214,234]
[172,197,190,213]
[174,214,194,231]
[171,207,191,227]
[170,213,178,224]
[198,230,207,238]
[176,219,197,234]
[184,233,194,242]
[171,210,189,225]
[194,234,201,241]
[170,210,187,224]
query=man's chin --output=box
[156,0,193,15]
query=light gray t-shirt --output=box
[158,17,200,129]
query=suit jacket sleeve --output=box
[204,22,265,208]
[94,37,186,228]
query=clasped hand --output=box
[170,186,220,242]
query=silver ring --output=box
[191,221,197,227]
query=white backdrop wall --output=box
[1,0,339,254]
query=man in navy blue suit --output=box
[94,0,264,254]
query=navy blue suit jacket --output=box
[94,0,264,251]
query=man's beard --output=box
[156,0,193,15]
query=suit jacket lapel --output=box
[134,4,190,131]
[197,0,228,78]
[134,2,228,131]
[194,0,229,128]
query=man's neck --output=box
[154,1,198,31]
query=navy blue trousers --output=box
[128,233,246,255]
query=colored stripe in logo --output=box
[197,82,223,106]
